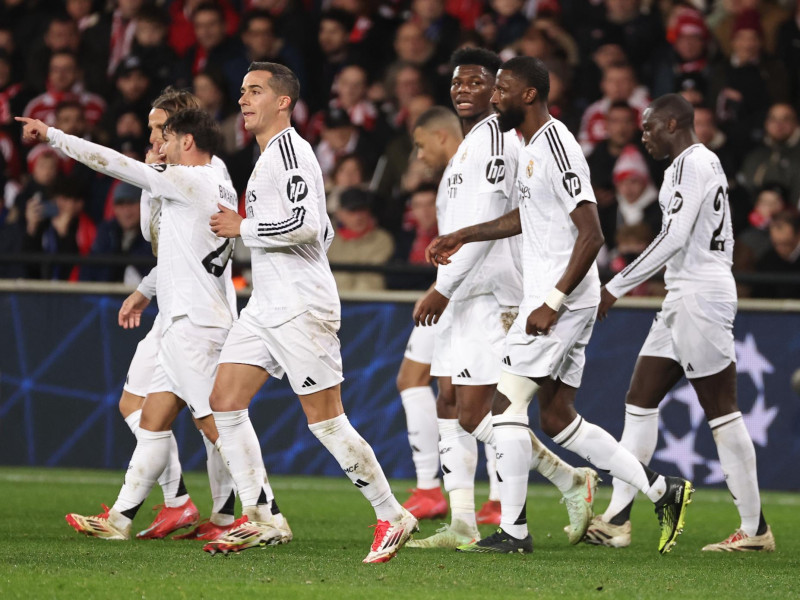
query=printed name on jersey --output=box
[517,179,531,201]
[277,132,298,170]
[149,163,168,172]
[257,206,306,237]
[562,172,582,197]
[218,184,237,205]
[286,175,308,202]
[447,172,462,199]
[485,157,506,183]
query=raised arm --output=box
[17,117,157,193]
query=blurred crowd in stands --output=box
[1,0,799,296]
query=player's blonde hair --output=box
[152,87,201,116]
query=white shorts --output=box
[403,318,436,365]
[218,309,344,395]
[429,305,453,378]
[148,317,229,419]
[431,294,516,385]
[639,294,736,379]
[502,305,596,388]
[123,313,163,398]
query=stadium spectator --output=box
[97,56,153,145]
[408,0,461,68]
[327,186,394,291]
[178,2,245,92]
[389,182,438,290]
[712,0,789,58]
[22,51,106,131]
[22,176,96,281]
[328,0,398,80]
[82,0,145,86]
[131,5,178,92]
[578,62,649,155]
[391,22,442,99]
[601,0,665,84]
[13,144,59,235]
[710,9,789,155]
[314,107,379,182]
[224,10,307,102]
[652,6,712,98]
[753,209,800,298]
[0,48,25,126]
[378,62,428,133]
[738,103,800,207]
[475,0,529,51]
[606,223,656,295]
[325,153,366,215]
[734,183,788,278]
[79,181,150,283]
[308,9,357,112]
[193,69,239,156]
[66,0,101,32]
[167,0,240,58]
[25,14,83,94]
[776,0,800,103]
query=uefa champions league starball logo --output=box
[653,333,779,484]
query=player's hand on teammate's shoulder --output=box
[413,288,449,327]
[118,290,150,329]
[597,286,617,321]
[426,232,465,266]
[145,143,166,165]
[526,304,558,336]
[210,203,242,238]
[15,116,50,143]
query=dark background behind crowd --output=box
[1,0,799,297]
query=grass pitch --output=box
[0,467,797,599]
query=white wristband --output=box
[544,288,566,311]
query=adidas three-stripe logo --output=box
[354,479,369,488]
[301,376,317,388]
[456,369,471,378]
[502,356,512,366]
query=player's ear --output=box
[278,95,292,111]
[183,133,194,151]
[523,87,538,105]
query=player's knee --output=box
[208,385,229,413]
[457,406,486,433]
[538,411,561,439]
[496,371,537,415]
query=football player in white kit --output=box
[428,57,693,554]
[17,109,250,542]
[203,62,417,563]
[410,49,597,550]
[585,94,775,552]
[114,88,238,541]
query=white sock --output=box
[486,444,500,501]
[529,429,576,493]
[710,412,762,535]
[492,414,531,539]
[124,409,141,435]
[201,433,236,526]
[554,415,666,502]
[438,418,478,530]
[113,428,172,519]
[309,413,403,522]
[400,386,441,490]
[214,410,274,515]
[603,405,659,522]
[159,433,188,508]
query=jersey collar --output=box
[670,143,702,167]
[527,117,555,146]
[465,113,497,139]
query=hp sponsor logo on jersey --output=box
[485,158,506,183]
[669,191,684,214]
[562,172,582,197]
[286,175,308,202]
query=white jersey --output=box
[138,155,238,318]
[47,128,238,331]
[238,127,339,327]
[434,114,522,306]
[606,143,736,302]
[516,117,600,312]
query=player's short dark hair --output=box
[247,62,300,110]
[500,56,550,102]
[414,106,458,131]
[450,47,502,76]
[163,109,222,156]
[650,93,694,129]
[192,1,225,22]
[320,9,355,32]
[241,10,275,34]
[152,86,201,115]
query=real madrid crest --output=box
[460,149,468,162]
[526,159,534,178]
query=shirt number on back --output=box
[710,186,728,251]
[202,239,233,277]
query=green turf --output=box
[0,467,797,599]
